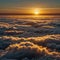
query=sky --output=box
[0,0,60,14]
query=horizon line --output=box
[0,13,60,15]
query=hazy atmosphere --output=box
[0,0,60,14]
[0,0,60,60]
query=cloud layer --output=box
[0,16,60,60]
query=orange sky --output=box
[0,8,60,14]
[0,0,60,14]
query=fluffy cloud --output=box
[0,18,60,60]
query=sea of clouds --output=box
[0,16,60,60]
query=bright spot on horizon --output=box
[34,9,40,15]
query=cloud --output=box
[2,42,42,59]
[0,36,60,60]
[0,18,60,60]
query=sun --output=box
[34,9,40,15]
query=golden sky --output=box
[0,0,60,14]
[0,8,60,14]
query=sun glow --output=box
[34,9,40,15]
